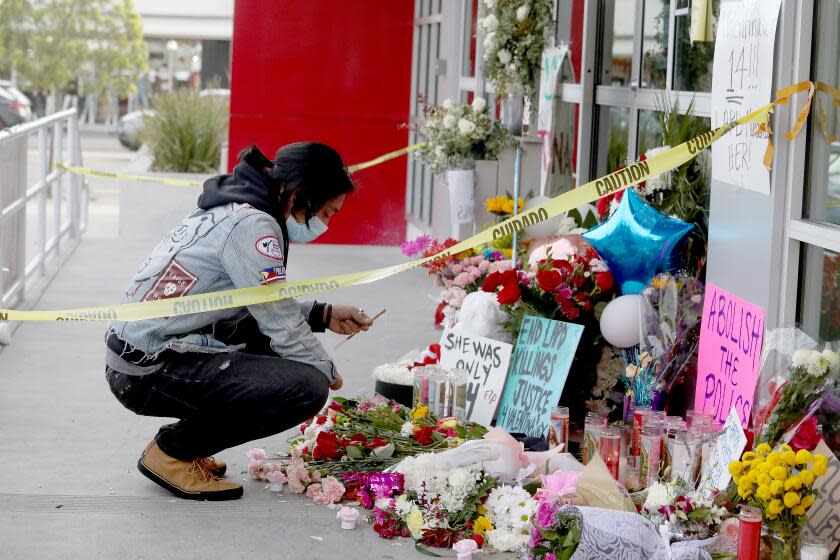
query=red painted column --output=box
[228,1,414,245]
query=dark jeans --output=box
[106,316,329,460]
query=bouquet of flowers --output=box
[757,347,840,447]
[246,447,346,505]
[371,467,497,548]
[641,482,727,541]
[728,444,830,558]
[414,97,513,174]
[480,0,554,97]
[526,500,583,560]
[484,484,538,552]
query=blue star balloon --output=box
[583,190,694,294]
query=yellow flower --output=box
[813,459,827,477]
[784,476,803,491]
[728,461,744,476]
[768,499,785,515]
[781,450,798,466]
[477,505,488,516]
[473,515,493,536]
[801,494,815,509]
[737,486,753,499]
[732,474,742,485]
[783,491,800,508]
[757,462,772,474]
[756,485,772,501]
[791,505,807,516]
[756,443,772,455]
[766,453,782,467]
[770,466,788,481]
[757,473,772,486]
[770,480,785,495]
[412,405,428,420]
[795,449,814,464]
[779,444,793,453]
[742,451,757,462]
[798,470,815,485]
[405,506,424,538]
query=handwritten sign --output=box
[806,440,840,552]
[438,327,513,426]
[496,315,583,438]
[694,283,765,427]
[537,44,575,197]
[710,0,781,194]
[698,406,747,492]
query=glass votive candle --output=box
[737,506,762,560]
[425,366,447,417]
[622,456,641,492]
[640,427,662,488]
[800,536,830,560]
[549,406,570,450]
[448,368,469,421]
[599,426,622,480]
[632,406,651,456]
[413,366,430,408]
[583,412,608,464]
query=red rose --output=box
[316,416,327,425]
[482,271,504,292]
[434,301,446,327]
[471,534,484,548]
[570,273,586,288]
[790,416,821,452]
[536,269,562,292]
[497,283,521,305]
[553,260,573,276]
[414,426,434,445]
[313,431,342,460]
[554,293,570,305]
[595,271,614,292]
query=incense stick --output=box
[334,309,386,349]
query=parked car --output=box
[0,81,32,128]
[116,88,229,151]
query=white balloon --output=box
[522,196,561,239]
[599,295,643,348]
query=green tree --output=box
[0,0,147,104]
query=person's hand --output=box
[328,305,372,335]
[330,374,343,391]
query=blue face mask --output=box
[285,215,328,243]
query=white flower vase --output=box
[444,168,476,233]
[501,93,523,136]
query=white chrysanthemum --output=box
[441,98,454,110]
[487,528,529,552]
[497,49,512,64]
[400,421,414,437]
[443,114,456,128]
[483,32,496,50]
[482,13,499,32]
[822,349,840,376]
[644,482,674,510]
[642,146,673,193]
[458,118,476,135]
[516,4,530,21]
[471,97,487,112]
[791,348,818,368]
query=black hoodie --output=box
[197,160,290,261]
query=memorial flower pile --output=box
[415,97,513,174]
[640,482,727,540]
[480,0,554,97]
[484,484,538,552]
[525,500,583,560]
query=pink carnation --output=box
[288,478,306,494]
[310,470,322,482]
[246,448,267,462]
[478,260,491,273]
[453,272,471,287]
[266,470,287,485]
[306,483,323,498]
[247,460,265,480]
[321,476,346,502]
[451,264,464,274]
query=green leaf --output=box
[414,542,444,557]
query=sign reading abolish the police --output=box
[496,315,583,438]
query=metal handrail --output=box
[0,110,87,313]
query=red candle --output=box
[599,426,621,480]
[737,506,762,560]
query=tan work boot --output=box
[138,441,243,501]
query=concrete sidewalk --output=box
[0,174,450,558]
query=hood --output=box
[198,161,284,219]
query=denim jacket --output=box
[106,201,336,382]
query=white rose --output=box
[516,4,530,21]
[482,13,499,32]
[497,49,512,65]
[643,482,674,510]
[471,97,487,112]
[400,421,414,437]
[443,114,456,128]
[483,32,496,50]
[457,118,476,136]
[441,98,454,110]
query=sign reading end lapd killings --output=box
[497,315,584,438]
[694,283,765,428]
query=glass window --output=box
[554,0,584,84]
[603,0,635,86]
[596,106,630,176]
[638,109,663,154]
[546,101,580,196]
[798,246,840,343]
[806,0,840,227]
[641,0,668,89]
[672,1,718,92]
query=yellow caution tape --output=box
[55,142,427,187]
[0,82,818,322]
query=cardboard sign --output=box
[698,406,747,492]
[694,283,765,427]
[438,327,513,426]
[710,0,782,194]
[496,315,584,438]
[805,440,840,552]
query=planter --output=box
[444,168,476,229]
[374,380,413,408]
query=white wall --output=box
[134,0,233,40]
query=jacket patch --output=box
[259,266,287,284]
[141,260,198,302]
[255,236,284,260]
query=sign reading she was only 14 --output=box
[694,283,765,428]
